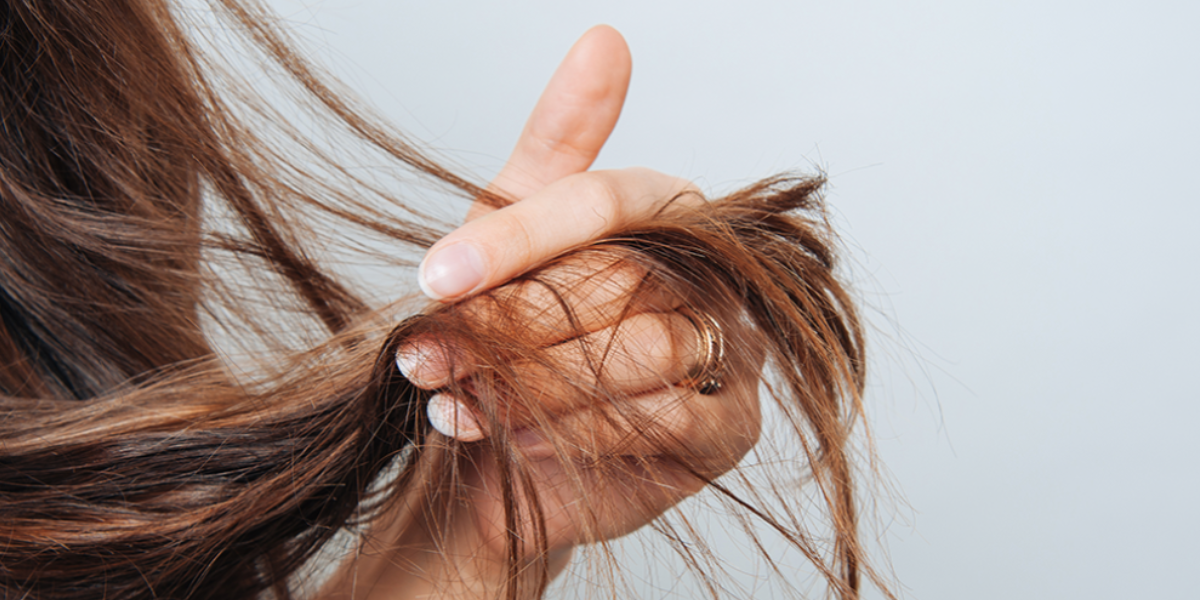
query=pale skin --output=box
[319,26,761,599]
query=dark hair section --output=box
[0,1,891,599]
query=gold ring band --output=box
[677,307,726,395]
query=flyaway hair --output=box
[0,1,892,599]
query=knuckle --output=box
[532,129,595,161]
[614,314,678,378]
[577,172,623,229]
[677,177,702,195]
[672,180,705,208]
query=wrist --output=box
[317,485,574,600]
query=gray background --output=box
[265,1,1199,598]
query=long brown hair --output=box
[0,1,889,598]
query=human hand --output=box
[409,246,765,548]
[379,25,762,597]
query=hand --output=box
[410,17,764,567]
[325,26,761,599]
[418,248,765,550]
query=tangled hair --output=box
[0,1,891,599]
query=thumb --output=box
[467,25,632,221]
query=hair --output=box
[0,1,891,599]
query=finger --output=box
[398,283,690,396]
[426,392,486,442]
[515,376,762,475]
[505,311,702,412]
[470,25,632,221]
[397,301,688,395]
[458,246,681,343]
[515,312,765,463]
[438,378,759,494]
[394,334,455,389]
[410,309,714,439]
[418,168,702,301]
[399,250,674,389]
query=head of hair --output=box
[0,1,892,598]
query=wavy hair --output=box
[0,1,891,598]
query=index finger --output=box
[470,25,632,221]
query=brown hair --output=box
[0,1,890,598]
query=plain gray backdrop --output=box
[263,1,1200,598]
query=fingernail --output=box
[418,243,486,300]
[393,345,436,386]
[426,393,485,442]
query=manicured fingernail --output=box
[395,342,440,388]
[418,242,485,300]
[426,393,485,442]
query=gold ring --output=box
[677,307,726,395]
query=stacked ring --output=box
[677,307,726,395]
